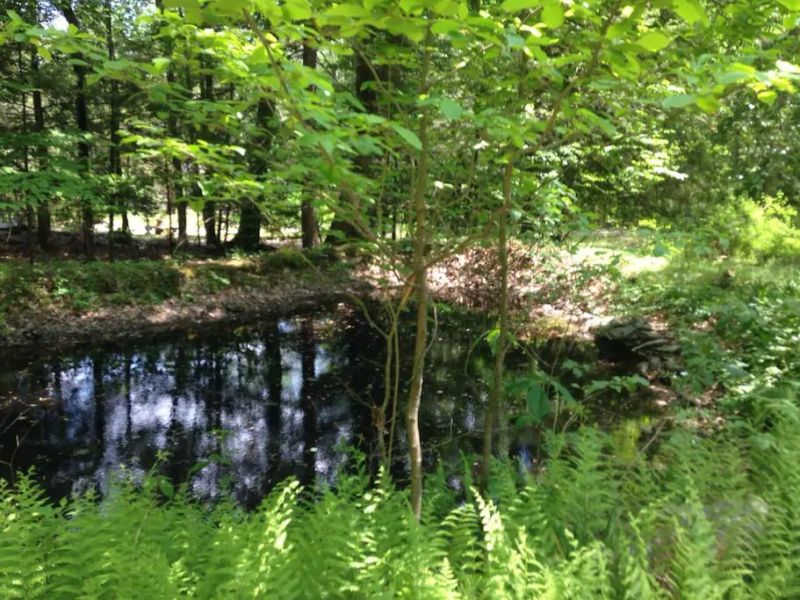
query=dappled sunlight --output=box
[3,0,800,595]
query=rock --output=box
[594,316,682,375]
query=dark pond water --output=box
[2,304,525,506]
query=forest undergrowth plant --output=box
[3,392,800,598]
[610,227,800,410]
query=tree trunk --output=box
[156,1,186,244]
[31,42,50,250]
[481,158,514,489]
[232,99,274,250]
[202,197,218,247]
[200,70,218,248]
[176,170,187,243]
[301,40,320,249]
[56,2,94,258]
[324,40,385,245]
[106,0,121,260]
[406,28,433,521]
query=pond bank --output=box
[0,243,615,361]
[0,254,369,361]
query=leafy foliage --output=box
[3,392,800,598]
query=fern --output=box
[3,392,800,598]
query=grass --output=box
[590,228,800,410]
[0,247,346,323]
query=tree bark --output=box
[481,157,514,489]
[30,39,50,249]
[105,0,121,260]
[324,39,385,245]
[301,40,320,249]
[406,28,433,521]
[232,98,274,250]
[56,1,94,258]
[200,70,218,248]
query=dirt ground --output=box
[1,235,617,362]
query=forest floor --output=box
[2,227,797,423]
[0,246,363,359]
[0,233,622,359]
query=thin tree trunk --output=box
[481,157,514,489]
[30,39,50,249]
[176,171,187,243]
[201,187,218,246]
[301,40,320,249]
[106,0,121,260]
[406,27,433,521]
[200,70,218,248]
[223,204,231,243]
[155,0,181,248]
[56,2,94,258]
[18,47,34,263]
[216,203,223,242]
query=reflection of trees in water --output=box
[0,309,496,505]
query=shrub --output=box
[2,392,800,598]
[704,195,800,260]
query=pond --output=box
[1,302,654,507]
[1,304,519,506]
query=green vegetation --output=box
[606,222,800,406]
[3,0,800,596]
[4,393,799,598]
[0,248,342,318]
[0,260,183,313]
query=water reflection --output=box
[0,305,494,506]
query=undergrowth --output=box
[0,248,345,321]
[615,252,800,405]
[2,392,800,598]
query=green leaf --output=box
[486,328,500,355]
[578,108,618,137]
[500,0,541,12]
[430,0,462,16]
[390,123,422,150]
[158,478,175,499]
[718,63,756,84]
[662,94,696,108]
[326,3,370,18]
[439,98,464,120]
[284,0,312,20]
[673,0,707,24]
[431,19,460,34]
[383,17,426,42]
[637,31,672,52]
[757,89,777,105]
[542,0,564,28]
[319,135,335,157]
[695,96,719,113]
[526,385,551,422]
[778,0,800,9]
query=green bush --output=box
[705,196,800,260]
[256,246,338,273]
[0,260,182,313]
[3,393,800,598]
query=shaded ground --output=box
[0,228,287,261]
[0,248,363,360]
